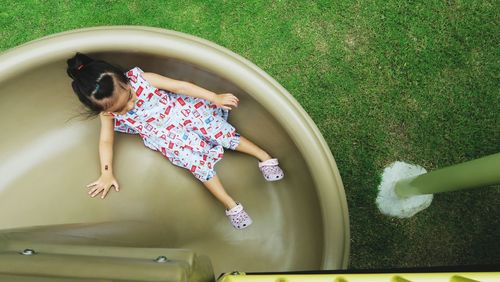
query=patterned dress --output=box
[109,67,241,182]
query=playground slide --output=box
[0,27,349,280]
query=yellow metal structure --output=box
[218,272,499,282]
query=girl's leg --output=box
[234,135,273,162]
[201,173,253,229]
[202,174,237,209]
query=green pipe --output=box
[395,153,500,198]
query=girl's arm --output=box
[98,112,115,175]
[143,72,216,101]
[143,72,239,110]
[86,112,120,199]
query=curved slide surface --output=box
[0,27,349,276]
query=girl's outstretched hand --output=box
[86,173,120,199]
[212,93,239,110]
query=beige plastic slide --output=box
[0,26,349,280]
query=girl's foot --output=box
[258,158,284,181]
[225,202,252,229]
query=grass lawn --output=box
[1,0,498,269]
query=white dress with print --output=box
[110,67,241,182]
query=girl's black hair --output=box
[66,52,129,118]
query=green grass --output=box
[1,0,498,269]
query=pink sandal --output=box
[225,203,252,229]
[258,158,284,181]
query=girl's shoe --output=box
[258,158,284,181]
[225,202,252,229]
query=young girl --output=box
[66,52,284,230]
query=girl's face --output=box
[104,80,136,115]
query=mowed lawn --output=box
[1,0,498,269]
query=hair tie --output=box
[95,84,100,92]
[77,64,85,71]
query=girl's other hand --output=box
[86,173,120,199]
[213,93,239,110]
